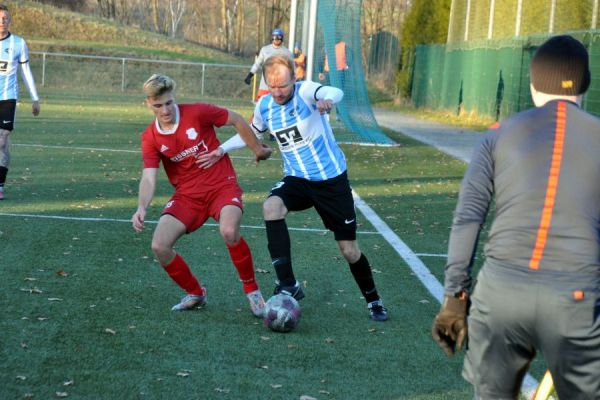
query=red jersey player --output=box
[132,74,272,316]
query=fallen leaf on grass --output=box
[20,287,43,294]
[256,268,270,274]
[56,270,69,277]
[48,298,63,302]
[319,390,331,394]
[258,365,268,369]
[24,277,37,281]
[37,317,49,321]
[56,392,68,397]
[260,336,271,341]
[418,299,429,304]
[16,375,26,380]
[324,338,335,344]
[21,342,28,348]
[270,384,282,389]
[300,396,317,400]
[104,328,116,335]
[372,269,382,274]
[63,380,74,386]
[176,371,190,377]
[214,388,230,393]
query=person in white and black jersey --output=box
[0,3,40,200]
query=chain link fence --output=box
[30,51,251,100]
[448,0,599,43]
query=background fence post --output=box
[121,58,126,91]
[201,63,205,96]
[41,52,46,87]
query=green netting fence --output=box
[412,31,600,120]
[311,0,395,144]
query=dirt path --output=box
[374,109,484,163]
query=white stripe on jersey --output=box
[319,114,342,175]
[306,140,326,180]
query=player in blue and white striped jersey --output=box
[253,54,388,321]
[0,4,40,200]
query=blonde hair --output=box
[143,74,176,98]
[263,54,296,83]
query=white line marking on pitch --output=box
[0,212,379,235]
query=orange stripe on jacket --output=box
[529,101,567,269]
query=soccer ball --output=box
[263,293,301,332]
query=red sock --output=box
[227,237,258,293]
[163,253,204,295]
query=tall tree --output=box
[221,0,229,50]
[97,0,115,19]
[398,0,451,97]
[151,0,161,33]
[168,0,186,38]
[236,0,245,53]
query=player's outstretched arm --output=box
[132,168,158,232]
[227,110,272,163]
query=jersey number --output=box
[274,126,302,148]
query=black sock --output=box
[265,219,295,286]
[0,166,7,186]
[349,253,379,303]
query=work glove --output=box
[244,72,254,85]
[431,294,468,357]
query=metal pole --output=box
[515,0,523,37]
[306,0,318,81]
[464,0,471,41]
[201,63,205,96]
[549,0,556,33]
[41,52,46,87]
[447,0,456,44]
[121,58,126,91]
[302,0,311,51]
[289,0,298,51]
[488,0,495,40]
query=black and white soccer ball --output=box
[263,293,301,333]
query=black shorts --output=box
[0,100,16,131]
[268,171,357,241]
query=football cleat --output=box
[246,290,266,318]
[171,289,206,311]
[273,280,305,301]
[368,299,388,322]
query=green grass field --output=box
[0,91,548,399]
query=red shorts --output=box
[161,182,243,233]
